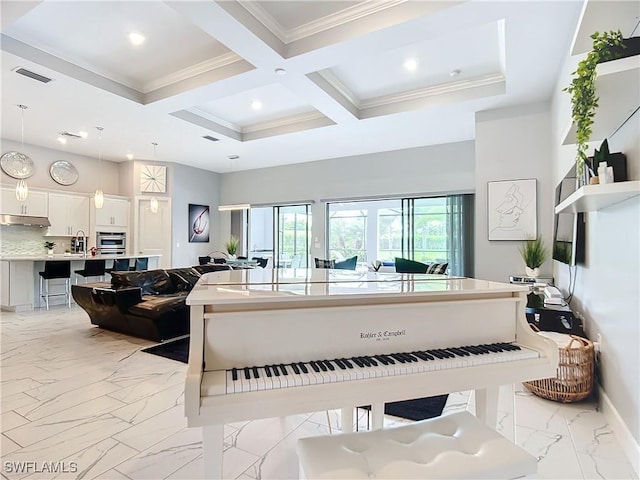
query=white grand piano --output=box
[185,269,558,478]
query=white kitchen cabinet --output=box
[0,187,48,216]
[47,193,90,236]
[95,197,129,228]
[0,261,34,311]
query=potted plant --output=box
[588,138,627,183]
[44,241,56,254]
[519,236,547,278]
[225,236,239,258]
[564,30,625,187]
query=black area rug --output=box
[360,395,448,421]
[142,336,189,363]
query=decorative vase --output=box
[228,254,236,260]
[47,249,54,255]
[525,266,539,278]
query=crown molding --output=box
[143,52,243,93]
[242,111,326,134]
[241,0,405,44]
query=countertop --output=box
[0,254,161,261]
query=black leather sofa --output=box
[72,265,230,341]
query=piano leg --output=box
[371,403,384,429]
[203,424,224,479]
[340,407,354,433]
[475,386,499,428]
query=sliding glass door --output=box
[327,195,474,275]
[276,205,310,268]
[248,204,310,268]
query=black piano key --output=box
[317,361,328,372]
[232,368,238,381]
[265,365,273,377]
[252,366,259,378]
[352,357,365,367]
[272,364,281,376]
[460,346,481,355]
[403,353,419,362]
[341,358,354,368]
[391,354,407,363]
[412,351,430,361]
[324,360,335,371]
[426,350,445,359]
[291,363,300,374]
[299,362,309,373]
[279,364,288,375]
[367,357,378,366]
[420,351,435,360]
[310,361,320,372]
[450,348,470,357]
[334,359,347,369]
[374,355,389,365]
[359,357,372,367]
[382,355,396,364]
[244,367,251,380]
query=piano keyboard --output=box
[222,342,538,394]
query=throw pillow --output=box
[394,257,429,273]
[314,257,335,269]
[427,262,449,274]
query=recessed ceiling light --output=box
[450,69,461,78]
[228,155,239,160]
[250,100,262,110]
[126,153,134,160]
[403,58,418,72]
[128,32,145,46]
[275,68,286,75]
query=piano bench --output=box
[297,411,536,479]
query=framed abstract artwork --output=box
[487,178,537,241]
[189,204,210,243]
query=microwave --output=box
[96,231,126,255]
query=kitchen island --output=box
[0,254,161,311]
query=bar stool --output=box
[39,261,71,310]
[130,257,148,271]
[106,258,131,274]
[74,259,106,283]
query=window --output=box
[327,195,474,275]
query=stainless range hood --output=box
[0,214,51,227]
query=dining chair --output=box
[106,258,131,274]
[131,257,149,271]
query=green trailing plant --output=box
[520,236,547,269]
[564,30,624,181]
[225,235,239,256]
[44,241,56,250]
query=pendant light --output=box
[94,126,104,209]
[149,142,159,213]
[15,105,29,201]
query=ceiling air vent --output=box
[202,135,219,142]
[59,131,83,139]
[14,67,52,84]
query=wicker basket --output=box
[523,328,595,403]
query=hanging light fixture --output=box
[150,142,159,213]
[94,126,104,208]
[15,105,30,201]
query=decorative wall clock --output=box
[50,160,79,185]
[140,164,166,193]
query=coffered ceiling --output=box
[1,1,583,173]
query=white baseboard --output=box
[598,385,639,476]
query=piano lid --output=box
[187,269,529,306]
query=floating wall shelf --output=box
[562,55,640,146]
[555,181,640,214]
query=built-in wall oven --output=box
[97,232,126,255]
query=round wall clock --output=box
[1,151,34,179]
[50,160,79,186]
[140,164,167,193]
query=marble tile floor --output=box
[1,306,637,480]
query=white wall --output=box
[474,103,555,282]
[551,46,640,454]
[171,163,221,267]
[220,141,475,259]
